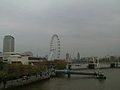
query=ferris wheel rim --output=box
[50,34,61,59]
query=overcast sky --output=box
[0,0,120,58]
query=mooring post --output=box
[68,72,71,78]
[3,80,6,89]
[67,64,71,78]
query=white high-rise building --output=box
[3,35,15,52]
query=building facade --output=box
[7,53,46,65]
[3,35,15,52]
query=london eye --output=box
[48,34,61,61]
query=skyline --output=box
[0,0,120,57]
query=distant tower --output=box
[3,35,15,52]
[66,53,69,62]
[77,52,80,61]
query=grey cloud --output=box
[0,0,120,57]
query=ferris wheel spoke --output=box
[49,34,61,61]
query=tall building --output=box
[3,35,15,52]
[66,53,69,62]
[0,52,3,62]
[77,52,80,61]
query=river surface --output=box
[12,69,120,90]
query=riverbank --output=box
[71,63,120,70]
[0,71,50,90]
[6,69,120,90]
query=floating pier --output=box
[55,70,106,79]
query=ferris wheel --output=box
[48,34,60,61]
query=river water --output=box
[12,68,120,90]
